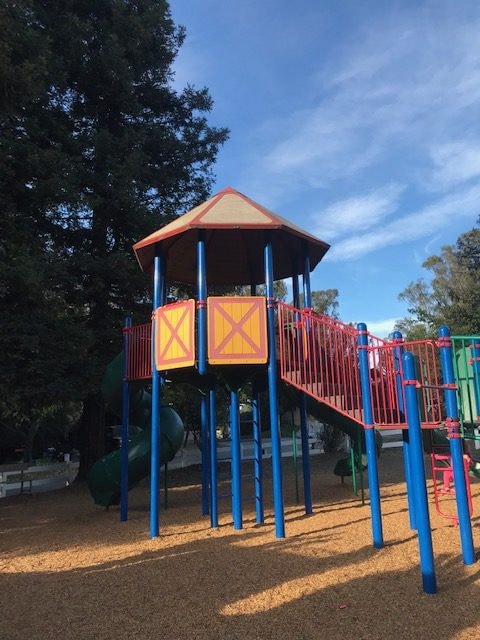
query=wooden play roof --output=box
[133,187,330,285]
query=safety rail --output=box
[366,337,442,428]
[127,306,444,430]
[278,303,363,425]
[277,302,443,430]
[125,322,152,381]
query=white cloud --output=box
[429,141,480,189]
[313,184,403,241]
[327,184,480,261]
[363,318,399,338]
[245,8,480,201]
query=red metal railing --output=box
[430,453,473,524]
[277,302,443,430]
[366,337,442,428]
[125,322,152,381]
[125,306,444,429]
[278,303,363,425]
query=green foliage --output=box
[0,1,228,467]
[298,288,339,317]
[173,280,288,301]
[396,223,480,338]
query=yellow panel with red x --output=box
[155,299,195,370]
[207,297,268,365]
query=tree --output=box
[0,2,88,460]
[0,1,228,471]
[298,289,339,317]
[396,223,480,339]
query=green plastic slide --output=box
[87,353,184,507]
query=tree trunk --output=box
[78,390,105,479]
[24,420,41,463]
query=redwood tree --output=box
[0,1,228,472]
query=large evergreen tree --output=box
[0,1,228,470]
[0,2,86,460]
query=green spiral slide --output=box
[87,353,184,507]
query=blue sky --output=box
[169,1,480,336]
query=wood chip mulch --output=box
[1,449,479,640]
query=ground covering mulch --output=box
[1,448,480,640]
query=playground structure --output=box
[97,187,477,594]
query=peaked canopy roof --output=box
[133,187,330,285]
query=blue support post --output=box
[299,394,313,514]
[200,392,210,516]
[294,268,311,508]
[357,323,383,549]
[264,236,285,538]
[438,326,475,565]
[302,249,312,310]
[230,389,242,529]
[197,230,207,376]
[120,315,132,522]
[252,382,264,524]
[300,259,313,515]
[392,331,416,530]
[402,352,437,594]
[150,247,164,538]
[209,386,218,528]
[250,284,264,524]
[292,272,300,309]
[197,229,210,517]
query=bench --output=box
[0,463,35,495]
[0,462,78,497]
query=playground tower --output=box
[132,186,330,539]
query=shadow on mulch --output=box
[1,448,480,640]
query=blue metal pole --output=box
[120,315,132,522]
[209,386,218,528]
[150,247,164,538]
[197,230,207,376]
[200,392,210,516]
[264,235,285,538]
[302,249,312,310]
[438,326,475,565]
[300,257,313,515]
[252,381,264,524]
[230,389,242,529]
[402,352,437,594]
[299,394,313,514]
[392,330,416,530]
[357,323,383,549]
[250,283,264,524]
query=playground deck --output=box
[1,448,479,640]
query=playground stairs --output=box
[380,429,403,449]
[277,302,443,433]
